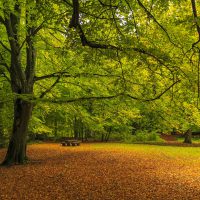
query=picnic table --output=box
[61,139,81,146]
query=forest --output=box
[1,0,200,163]
[1,0,200,199]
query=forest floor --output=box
[1,143,200,200]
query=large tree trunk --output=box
[0,101,4,147]
[2,98,33,165]
[183,129,192,144]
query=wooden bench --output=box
[61,140,81,146]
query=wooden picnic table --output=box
[61,139,81,146]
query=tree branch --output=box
[68,0,168,64]
[41,93,123,104]
[78,24,165,63]
[20,79,181,104]
[34,72,71,81]
[34,72,119,82]
[19,21,45,51]
[38,79,180,104]
[136,0,173,44]
[39,77,60,98]
[0,53,10,72]
[62,0,72,7]
[97,0,118,9]
[127,80,181,101]
[63,0,117,20]
[191,0,200,47]
[4,3,26,85]
[0,41,11,53]
[0,16,5,25]
[69,0,79,28]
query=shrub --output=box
[147,132,157,141]
[135,132,148,142]
[124,130,163,143]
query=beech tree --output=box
[0,1,36,164]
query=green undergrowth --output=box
[123,131,164,144]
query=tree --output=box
[0,0,43,164]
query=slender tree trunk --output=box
[84,128,88,142]
[74,117,78,139]
[101,134,104,142]
[54,119,58,138]
[81,124,83,141]
[105,127,112,142]
[2,98,33,165]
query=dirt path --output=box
[1,143,200,200]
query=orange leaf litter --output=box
[0,143,200,200]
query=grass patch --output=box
[92,142,200,160]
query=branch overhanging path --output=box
[9,79,180,104]
[66,0,178,56]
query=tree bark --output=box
[0,101,4,147]
[2,98,33,165]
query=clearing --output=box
[1,143,200,200]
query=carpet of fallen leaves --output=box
[1,143,200,200]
